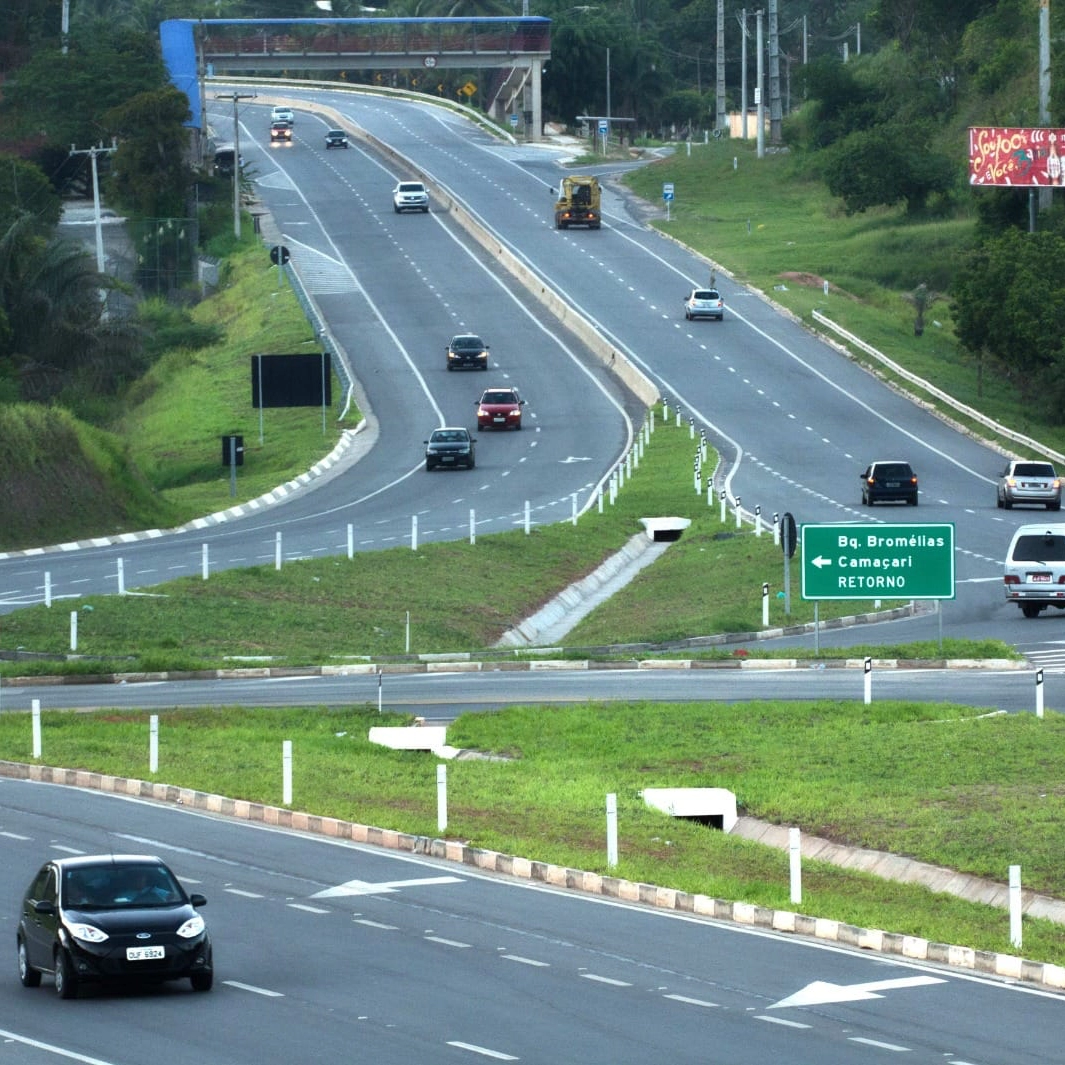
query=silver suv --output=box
[393,181,429,213]
[996,459,1061,510]
[1004,523,1065,617]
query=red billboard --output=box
[969,126,1065,186]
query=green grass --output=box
[5,700,1064,965]
[1,406,1011,673]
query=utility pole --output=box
[756,9,765,158]
[768,0,782,144]
[716,0,726,134]
[68,142,118,275]
[741,9,748,141]
[215,92,255,239]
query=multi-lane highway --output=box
[2,775,1062,1065]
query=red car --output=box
[476,386,525,431]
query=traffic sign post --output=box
[663,182,674,221]
[800,523,955,601]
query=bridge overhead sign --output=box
[801,523,955,600]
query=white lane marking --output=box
[224,887,264,898]
[756,1015,811,1029]
[288,903,330,913]
[445,1041,518,1060]
[770,975,944,1009]
[52,845,84,854]
[580,973,631,987]
[0,1026,118,1064]
[848,1037,911,1051]
[501,954,549,967]
[223,980,284,997]
[1,830,31,840]
[663,993,720,1008]
[313,874,463,897]
[354,918,398,929]
[425,936,471,948]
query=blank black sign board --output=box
[251,353,332,408]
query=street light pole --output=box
[215,92,255,239]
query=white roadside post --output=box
[275,532,282,570]
[347,523,354,560]
[469,508,476,545]
[202,544,209,580]
[377,668,383,713]
[117,558,125,595]
[734,496,742,529]
[525,500,531,534]
[149,714,159,774]
[1036,668,1045,718]
[411,515,418,550]
[755,505,762,537]
[864,657,873,705]
[789,827,802,904]
[405,611,411,654]
[282,740,293,806]
[571,492,578,525]
[1009,864,1022,949]
[70,610,77,652]
[44,571,52,607]
[32,699,42,759]
[762,583,770,628]
[606,793,618,868]
[437,764,448,832]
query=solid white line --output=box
[848,1036,911,1051]
[663,993,720,1009]
[354,918,398,929]
[1,830,31,839]
[0,1027,118,1065]
[425,936,471,948]
[288,903,330,913]
[756,1015,811,1029]
[501,954,549,967]
[223,980,284,997]
[445,1041,518,1060]
[224,887,263,898]
[580,973,631,987]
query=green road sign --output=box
[801,523,955,600]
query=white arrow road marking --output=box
[559,456,593,463]
[812,554,832,569]
[312,875,463,898]
[769,975,945,1009]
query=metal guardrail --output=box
[811,310,1065,466]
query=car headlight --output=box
[177,914,206,939]
[65,921,108,944]
[477,407,488,417]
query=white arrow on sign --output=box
[811,555,832,569]
[769,975,945,1009]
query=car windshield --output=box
[454,337,482,350]
[875,464,913,479]
[63,865,182,909]
[1012,533,1065,563]
[400,183,423,192]
[693,291,718,300]
[1013,463,1056,478]
[483,392,514,404]
[432,431,463,443]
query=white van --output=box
[1004,523,1065,617]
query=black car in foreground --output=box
[425,427,476,470]
[18,854,213,998]
[860,460,919,506]
[325,129,349,148]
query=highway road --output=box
[2,775,1062,1064]
[2,82,1054,662]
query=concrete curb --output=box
[3,758,1061,992]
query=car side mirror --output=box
[33,900,56,915]
[190,893,207,908]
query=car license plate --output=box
[884,480,900,488]
[1031,572,1052,582]
[126,946,165,961]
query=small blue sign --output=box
[663,182,675,202]
[598,119,608,135]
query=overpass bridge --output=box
[161,17,550,142]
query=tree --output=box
[952,228,1065,409]
[0,155,61,234]
[823,123,954,214]
[104,86,192,218]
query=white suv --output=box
[393,181,429,213]
[271,106,294,124]
[1004,523,1065,617]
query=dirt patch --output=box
[778,272,855,299]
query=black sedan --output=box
[424,427,476,470]
[17,854,213,998]
[325,128,349,149]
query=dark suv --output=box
[860,461,918,506]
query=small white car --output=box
[683,288,724,320]
[271,106,294,124]
[1004,523,1065,617]
[393,181,429,213]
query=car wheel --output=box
[1003,498,1013,509]
[996,493,1004,509]
[190,971,213,992]
[54,949,78,999]
[18,937,41,988]
[1022,604,1044,618]
[422,206,429,213]
[908,494,918,505]
[467,457,476,469]
[393,205,400,213]
[1050,502,1061,511]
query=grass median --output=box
[4,697,1064,967]
[0,403,1011,674]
